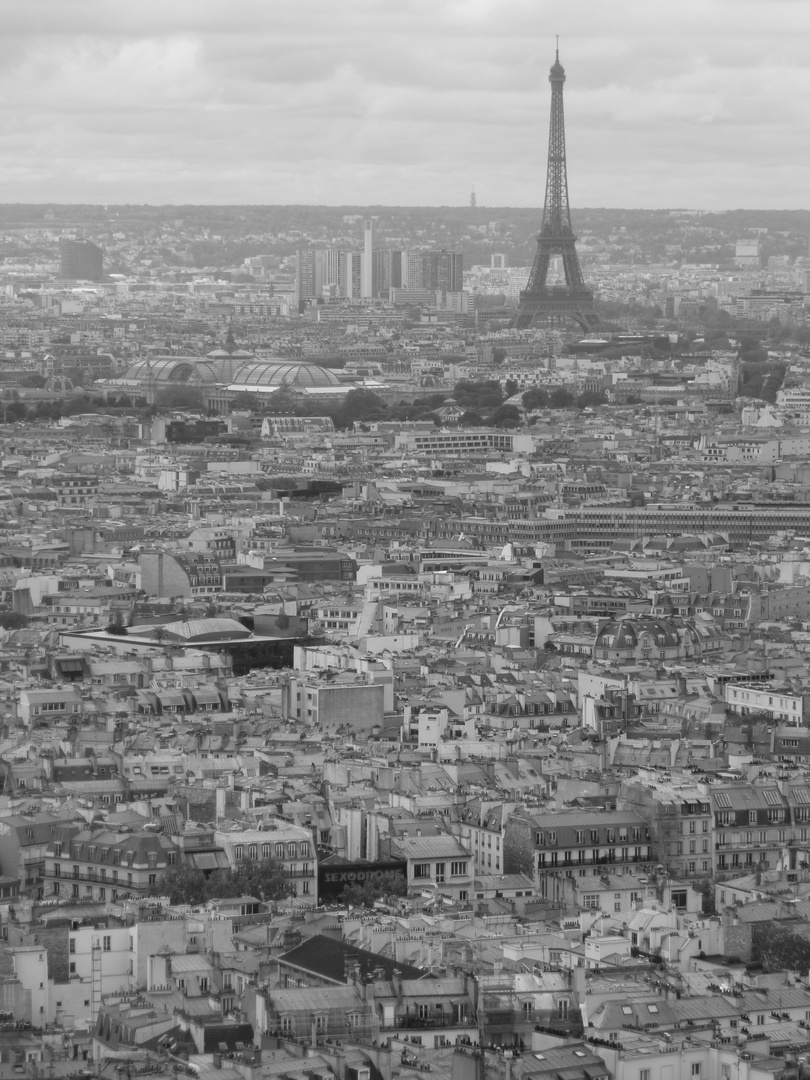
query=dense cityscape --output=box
[2,36,810,1080]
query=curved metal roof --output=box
[230,360,342,388]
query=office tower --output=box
[372,249,405,297]
[362,220,373,298]
[59,239,104,281]
[341,252,363,298]
[315,247,342,295]
[402,250,463,293]
[296,249,317,306]
[514,48,599,331]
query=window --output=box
[69,938,76,954]
[413,863,431,879]
[199,977,209,993]
[248,845,258,860]
[276,842,284,859]
[451,861,467,876]
[103,936,111,951]
[234,845,244,860]
[640,1071,651,1080]
[691,1065,701,1078]
[288,842,296,858]
[583,894,600,909]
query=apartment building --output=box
[503,810,653,897]
[43,824,181,901]
[619,780,714,879]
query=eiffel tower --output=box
[514,47,600,331]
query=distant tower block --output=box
[59,239,104,282]
[513,46,600,331]
[491,254,507,270]
[362,219,373,298]
[470,185,477,208]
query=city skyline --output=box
[1,0,809,209]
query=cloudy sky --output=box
[2,0,809,209]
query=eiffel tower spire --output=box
[514,48,600,331]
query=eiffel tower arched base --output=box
[512,292,601,332]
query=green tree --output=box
[335,388,387,428]
[487,404,522,428]
[576,390,608,409]
[458,410,485,426]
[522,388,550,410]
[693,877,716,915]
[504,379,519,398]
[549,388,575,408]
[453,380,504,411]
[208,858,294,902]
[342,871,408,908]
[0,611,28,630]
[752,923,810,972]
[157,864,209,904]
[152,857,293,905]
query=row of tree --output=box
[152,858,405,908]
[153,858,295,905]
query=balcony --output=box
[383,1015,471,1031]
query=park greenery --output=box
[751,921,810,972]
[151,857,294,906]
[340,870,408,908]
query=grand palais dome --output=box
[229,361,342,390]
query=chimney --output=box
[333,1047,346,1080]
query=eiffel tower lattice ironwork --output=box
[513,48,600,331]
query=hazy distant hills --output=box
[0,205,808,268]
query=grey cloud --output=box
[0,0,808,206]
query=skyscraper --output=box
[296,248,317,308]
[404,250,463,293]
[372,249,405,297]
[59,239,104,282]
[362,220,373,298]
